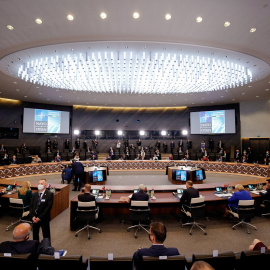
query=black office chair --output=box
[238,249,270,270]
[90,255,133,270]
[127,201,150,238]
[192,251,236,270]
[38,254,88,270]
[75,201,101,239]
[6,198,31,231]
[0,253,36,270]
[181,197,207,235]
[228,200,257,234]
[139,255,187,270]
[261,199,270,217]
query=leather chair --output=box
[127,201,150,238]
[181,197,207,235]
[261,199,270,217]
[75,201,101,239]
[0,253,35,270]
[38,254,88,270]
[90,255,133,270]
[228,200,257,234]
[6,198,31,231]
[192,251,236,270]
[139,255,187,270]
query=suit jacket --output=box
[260,188,270,201]
[30,190,54,222]
[71,161,84,175]
[133,245,180,267]
[0,238,54,256]
[78,192,96,202]
[228,190,252,210]
[131,190,149,202]
[180,187,199,205]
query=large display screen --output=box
[190,109,236,134]
[92,170,103,182]
[23,108,70,134]
[176,170,187,181]
[196,169,204,181]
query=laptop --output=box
[248,184,255,191]
[133,189,139,193]
[91,189,100,197]
[215,187,223,194]
[176,188,183,198]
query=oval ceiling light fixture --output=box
[224,21,230,27]
[133,12,140,19]
[250,28,256,33]
[6,25,14,30]
[67,14,74,21]
[100,12,107,19]
[1,41,269,95]
[196,17,202,23]
[35,18,42,24]
[165,13,171,20]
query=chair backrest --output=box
[9,198,24,206]
[238,200,255,220]
[78,201,96,208]
[140,255,187,270]
[38,254,88,270]
[90,256,133,270]
[239,250,270,270]
[192,251,236,270]
[130,201,150,222]
[189,197,205,218]
[0,253,35,270]
[76,201,97,221]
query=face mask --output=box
[38,184,44,191]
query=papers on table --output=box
[214,193,232,198]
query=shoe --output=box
[58,249,67,256]
[72,188,77,191]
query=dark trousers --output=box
[33,220,51,243]
[74,173,84,190]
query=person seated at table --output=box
[74,153,80,161]
[10,155,17,164]
[61,165,72,184]
[242,155,247,163]
[130,184,149,202]
[54,154,62,162]
[135,153,141,160]
[0,223,56,256]
[184,153,190,160]
[90,151,97,160]
[152,154,158,160]
[120,153,127,160]
[168,154,173,160]
[191,261,215,270]
[223,184,252,218]
[201,155,209,161]
[133,222,180,269]
[249,238,270,251]
[32,154,42,163]
[18,181,32,208]
[78,184,96,202]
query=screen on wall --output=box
[23,108,70,134]
[190,109,236,134]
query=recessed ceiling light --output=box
[24,96,27,98]
[266,89,269,91]
[7,25,14,30]
[67,14,74,21]
[39,93,42,95]
[196,17,202,23]
[256,96,259,98]
[224,21,230,27]
[13,82,17,84]
[100,12,107,19]
[35,18,42,24]
[211,101,214,103]
[242,93,245,95]
[232,99,236,101]
[165,14,171,20]
[133,12,140,19]
[250,28,256,33]
[221,96,224,97]
[47,98,50,100]
[16,89,20,91]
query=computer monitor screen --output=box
[92,189,99,195]
[92,170,103,182]
[176,170,187,181]
[133,189,139,193]
[177,188,183,194]
[215,187,223,192]
[196,169,203,181]
[248,184,254,190]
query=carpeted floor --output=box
[0,170,269,259]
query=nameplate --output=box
[159,256,167,260]
[261,247,266,254]
[108,253,113,260]
[4,253,11,257]
[213,250,218,257]
[54,252,60,259]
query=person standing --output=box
[83,140,87,150]
[170,140,175,154]
[30,179,54,242]
[116,140,121,155]
[52,139,58,150]
[71,159,85,191]
[163,141,167,154]
[64,139,70,150]
[140,147,146,160]
[178,139,184,153]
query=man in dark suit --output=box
[0,223,54,256]
[78,184,95,202]
[30,179,54,242]
[10,155,17,164]
[180,180,200,222]
[64,139,70,150]
[130,184,149,201]
[71,159,85,191]
[133,222,180,269]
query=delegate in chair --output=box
[130,184,149,202]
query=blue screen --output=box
[176,170,187,181]
[196,169,203,180]
[93,170,103,182]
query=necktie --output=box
[35,193,42,214]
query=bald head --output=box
[13,223,31,242]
